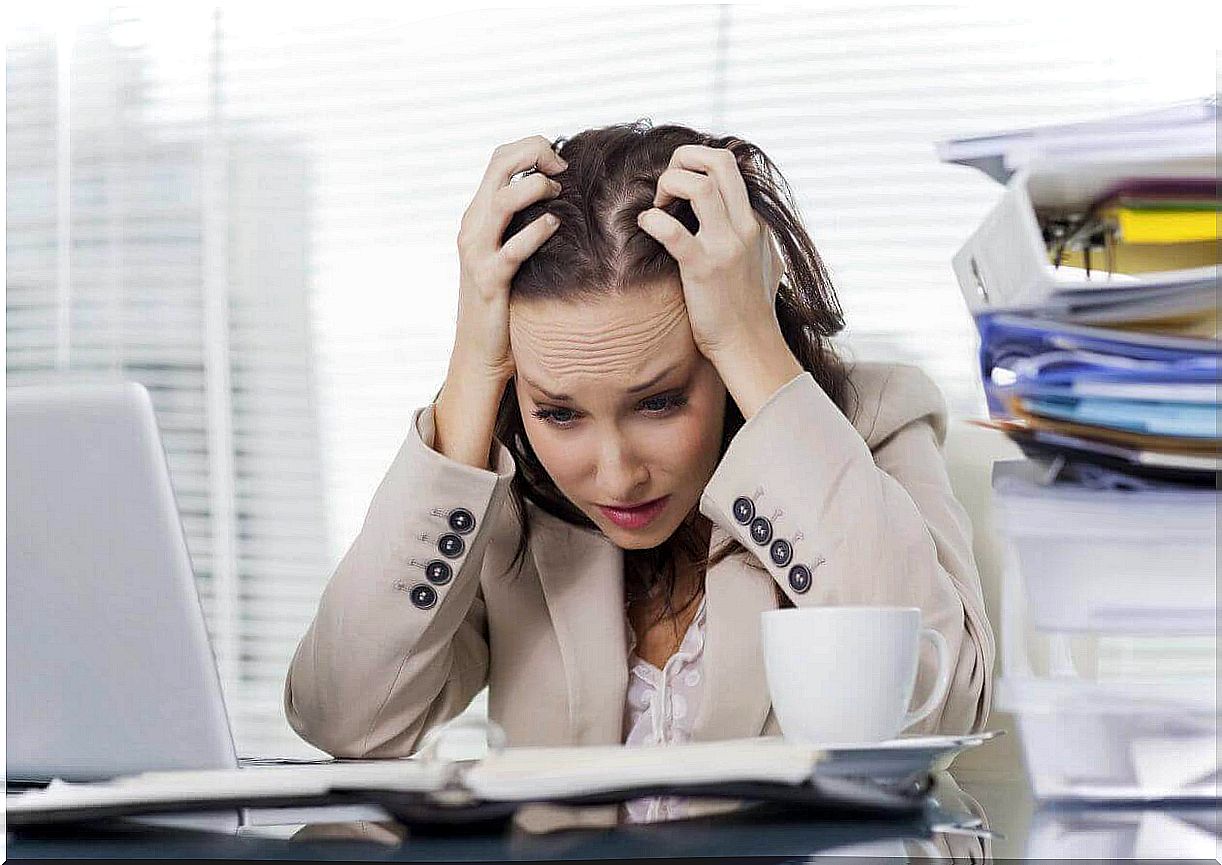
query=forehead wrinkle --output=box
[513,294,690,396]
[518,296,686,359]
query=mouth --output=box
[597,495,670,531]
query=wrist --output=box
[433,373,507,471]
[446,348,513,395]
[437,366,508,421]
[712,324,803,420]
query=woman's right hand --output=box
[452,135,567,384]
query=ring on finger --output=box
[510,163,539,184]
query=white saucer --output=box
[809,731,1003,781]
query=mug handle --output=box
[902,627,953,731]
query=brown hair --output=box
[492,119,855,626]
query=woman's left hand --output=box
[636,144,786,366]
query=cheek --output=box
[528,430,585,484]
[668,411,720,470]
[687,402,726,474]
[638,403,723,480]
[515,409,585,487]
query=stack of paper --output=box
[939,98,1220,489]
[940,104,1219,805]
[973,315,1219,487]
[936,96,1217,184]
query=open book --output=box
[5,734,941,828]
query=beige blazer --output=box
[285,361,995,765]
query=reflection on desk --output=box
[1028,805,1220,861]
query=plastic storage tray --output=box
[997,677,1216,801]
[991,462,1217,634]
[991,462,1217,802]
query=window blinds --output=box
[7,3,1213,757]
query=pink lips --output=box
[598,495,670,530]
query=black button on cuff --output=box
[749,516,772,546]
[732,496,755,525]
[788,564,812,594]
[437,533,465,558]
[770,538,793,567]
[409,584,438,609]
[448,508,475,534]
[425,560,453,585]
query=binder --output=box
[974,314,1219,405]
[949,156,1217,315]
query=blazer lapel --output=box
[690,522,779,743]
[527,502,630,747]
[529,505,776,747]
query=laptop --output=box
[7,380,241,784]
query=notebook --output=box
[5,736,933,828]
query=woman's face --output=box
[509,278,727,550]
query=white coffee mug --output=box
[760,606,953,745]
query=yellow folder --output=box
[1103,206,1219,244]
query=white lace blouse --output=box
[619,594,708,824]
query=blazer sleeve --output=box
[283,401,516,758]
[699,367,995,735]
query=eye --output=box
[528,392,688,429]
[640,393,688,415]
[530,406,578,428]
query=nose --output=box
[594,431,649,502]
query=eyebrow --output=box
[522,363,683,403]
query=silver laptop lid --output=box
[7,380,238,781]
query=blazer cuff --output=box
[359,401,516,612]
[413,401,516,482]
[699,371,872,597]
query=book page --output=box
[462,736,824,801]
[7,759,452,815]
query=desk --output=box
[5,766,1217,861]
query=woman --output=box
[284,122,995,824]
